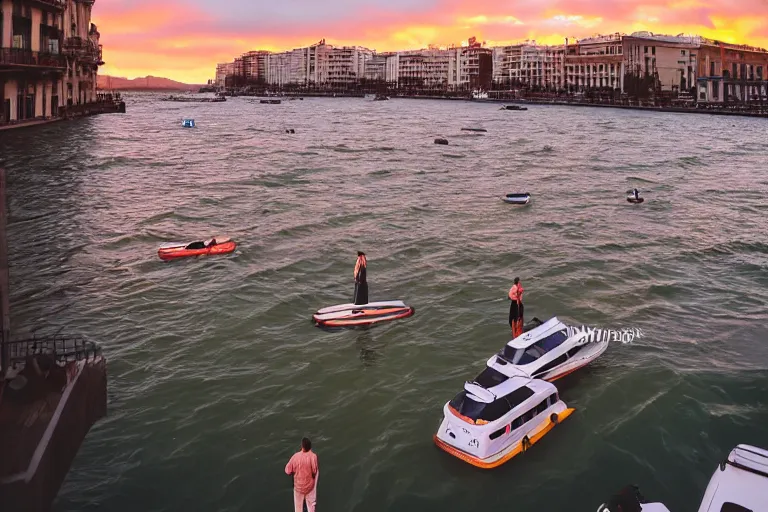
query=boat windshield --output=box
[474,367,508,388]
[502,329,569,365]
[449,386,534,423]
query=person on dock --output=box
[285,437,319,512]
[353,251,368,305]
[508,277,525,338]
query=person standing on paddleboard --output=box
[353,251,368,305]
[508,277,524,338]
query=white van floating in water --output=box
[433,374,573,469]
[488,317,610,383]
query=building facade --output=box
[696,40,768,103]
[1,0,104,127]
[215,34,768,102]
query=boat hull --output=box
[157,240,237,261]
[434,408,574,469]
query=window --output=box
[644,46,648,54]
[535,399,549,415]
[652,47,656,55]
[548,393,559,407]
[720,504,751,512]
[449,386,534,423]
[681,50,686,56]
[533,354,568,377]
[567,346,584,358]
[474,367,508,389]
[710,62,716,76]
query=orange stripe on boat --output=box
[434,408,575,469]
[547,360,593,382]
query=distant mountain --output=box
[97,75,204,91]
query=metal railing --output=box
[62,37,103,64]
[0,48,66,68]
[6,336,102,367]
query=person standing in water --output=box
[285,437,319,512]
[353,251,368,305]
[508,277,524,338]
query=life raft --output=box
[157,238,236,261]
[627,196,644,204]
[313,300,415,328]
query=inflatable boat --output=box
[486,316,610,382]
[503,193,531,205]
[313,300,414,328]
[157,237,236,261]
[598,444,768,512]
[434,376,573,469]
[627,195,644,204]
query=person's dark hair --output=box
[301,437,312,451]
[357,251,365,257]
[514,277,520,284]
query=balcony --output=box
[0,48,66,70]
[26,0,66,10]
[62,37,104,65]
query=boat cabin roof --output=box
[700,445,768,512]
[463,372,554,404]
[506,317,568,349]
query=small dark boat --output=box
[158,237,236,261]
[627,189,644,204]
[434,138,449,145]
[461,127,487,132]
[501,105,528,111]
[373,94,389,101]
[503,192,531,205]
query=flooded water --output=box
[1,94,768,512]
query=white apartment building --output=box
[493,42,565,89]
[623,32,700,92]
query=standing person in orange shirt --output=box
[353,251,368,305]
[285,437,319,512]
[508,277,524,338]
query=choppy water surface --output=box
[2,94,768,512]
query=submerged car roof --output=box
[506,317,569,349]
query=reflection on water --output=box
[1,94,767,512]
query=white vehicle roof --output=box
[697,444,768,512]
[506,317,568,349]
[464,373,555,405]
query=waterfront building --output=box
[215,62,233,87]
[1,0,107,128]
[493,42,565,90]
[455,37,493,91]
[622,32,700,94]
[696,40,768,103]
[396,47,454,90]
[242,50,269,85]
[564,34,625,92]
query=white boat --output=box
[597,444,768,512]
[472,90,489,100]
[433,374,574,469]
[486,316,610,382]
[503,192,531,205]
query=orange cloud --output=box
[92,0,768,84]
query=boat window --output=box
[474,367,508,388]
[489,427,506,440]
[502,329,568,365]
[535,330,568,352]
[548,393,558,407]
[450,386,534,423]
[535,399,549,415]
[510,417,523,430]
[720,504,752,512]
[533,354,568,377]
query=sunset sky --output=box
[93,0,768,84]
